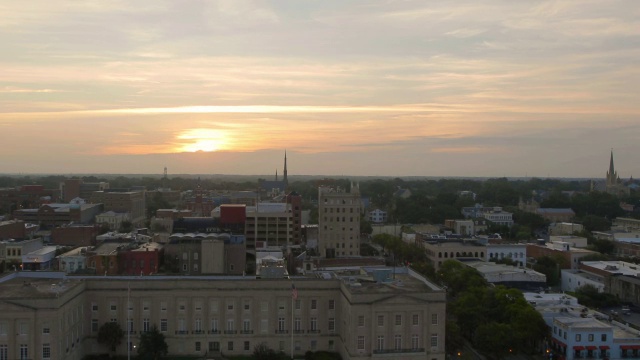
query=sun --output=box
[176,128,228,153]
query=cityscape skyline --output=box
[2,1,639,177]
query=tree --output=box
[97,321,125,357]
[254,342,288,360]
[118,220,133,233]
[137,325,168,360]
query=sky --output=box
[1,1,639,178]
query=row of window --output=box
[0,344,39,360]
[358,313,437,327]
[92,317,335,333]
[554,326,607,342]
[322,198,357,205]
[191,339,329,353]
[356,334,431,351]
[93,299,336,313]
[322,207,356,213]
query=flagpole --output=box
[291,284,294,360]
[127,281,130,360]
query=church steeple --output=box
[607,149,618,186]
[283,150,288,188]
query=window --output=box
[179,304,186,311]
[295,318,301,331]
[227,341,234,351]
[311,299,317,310]
[588,334,594,342]
[377,315,384,326]
[395,335,402,350]
[244,303,250,311]
[278,317,286,332]
[243,320,251,332]
[244,341,250,351]
[110,304,117,311]
[295,300,301,310]
[329,340,335,350]
[261,319,268,334]
[161,302,167,311]
[227,303,234,311]
[431,313,438,325]
[328,318,335,332]
[20,344,28,360]
[195,341,201,351]
[110,318,117,323]
[160,319,168,332]
[195,318,202,332]
[226,319,234,332]
[377,336,384,351]
[358,316,365,327]
[260,301,268,312]
[576,334,581,341]
[143,302,150,311]
[431,334,438,347]
[395,315,402,326]
[411,334,419,350]
[0,345,7,360]
[211,319,219,332]
[311,340,317,350]
[42,343,51,359]
[128,319,134,333]
[357,336,365,350]
[412,314,419,326]
[310,317,317,331]
[143,319,150,333]
[92,303,98,311]
[602,334,607,341]
[329,300,335,310]
[42,325,50,334]
[209,341,220,352]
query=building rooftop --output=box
[0,276,78,299]
[581,261,640,277]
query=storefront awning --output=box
[573,346,585,350]
[620,345,640,350]
[551,338,567,347]
[599,346,610,350]
[586,346,597,350]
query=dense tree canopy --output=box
[97,321,124,356]
[137,325,168,360]
[438,260,548,359]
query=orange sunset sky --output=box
[1,1,639,177]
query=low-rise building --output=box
[21,246,57,270]
[527,242,598,270]
[526,292,640,360]
[0,266,446,360]
[422,240,487,270]
[550,235,588,248]
[536,208,575,223]
[0,238,43,266]
[95,211,131,230]
[51,224,99,247]
[486,243,528,267]
[57,246,92,274]
[368,209,387,224]
[482,207,514,227]
[549,222,584,236]
[460,259,546,290]
[13,203,104,228]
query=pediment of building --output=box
[371,294,427,306]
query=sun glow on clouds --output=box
[176,128,229,153]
